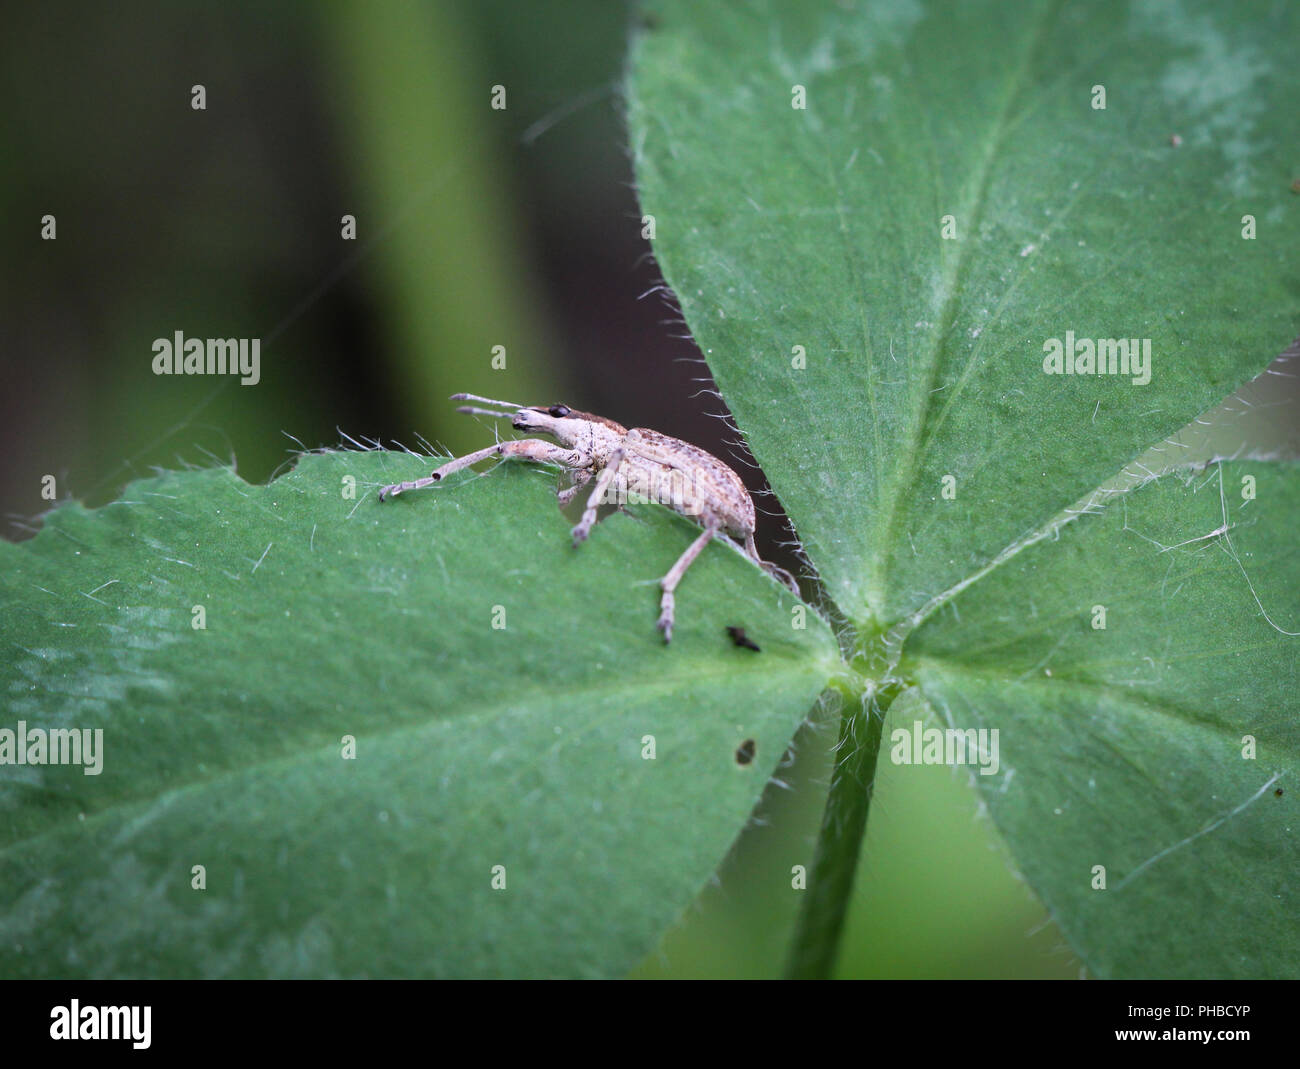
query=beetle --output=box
[378,394,799,642]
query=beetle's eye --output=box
[548,404,571,418]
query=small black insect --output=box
[1276,788,1284,797]
[735,739,756,765]
[727,626,761,652]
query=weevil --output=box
[378,393,799,642]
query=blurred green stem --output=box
[318,2,560,449]
[784,677,902,979]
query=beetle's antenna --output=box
[450,393,524,410]
[456,405,520,419]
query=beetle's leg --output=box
[571,447,626,546]
[744,533,799,594]
[657,519,721,644]
[556,467,593,508]
[378,440,581,501]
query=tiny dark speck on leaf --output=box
[727,625,760,652]
[1275,788,1284,797]
[735,739,756,765]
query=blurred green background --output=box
[3,1,1293,978]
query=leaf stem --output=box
[783,677,901,979]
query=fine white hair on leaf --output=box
[1113,771,1284,893]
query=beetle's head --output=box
[451,394,626,449]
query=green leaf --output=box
[0,451,837,978]
[629,0,1299,628]
[906,461,1298,978]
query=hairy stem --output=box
[784,678,902,979]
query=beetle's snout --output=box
[515,404,570,433]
